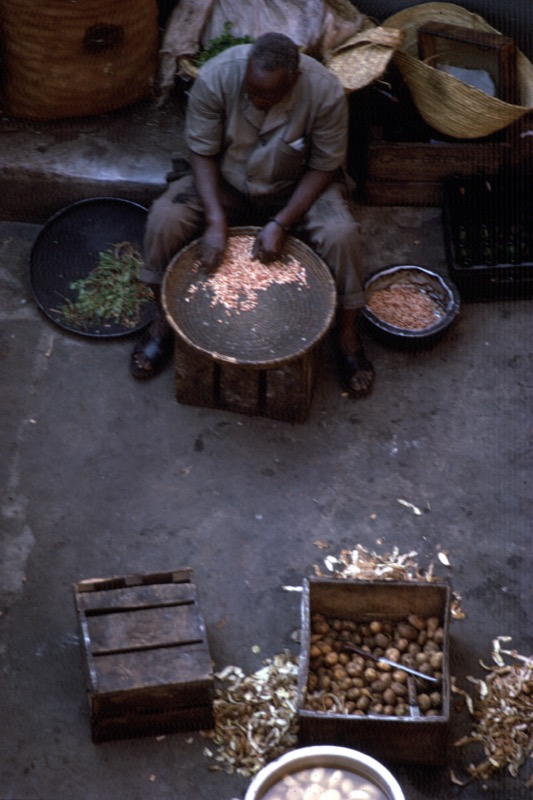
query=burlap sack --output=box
[159,0,367,97]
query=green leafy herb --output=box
[196,22,253,67]
[58,242,153,329]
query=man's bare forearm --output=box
[274,169,335,229]
[189,151,225,225]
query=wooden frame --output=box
[418,21,518,104]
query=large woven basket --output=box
[384,3,533,139]
[0,0,159,119]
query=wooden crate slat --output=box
[265,351,314,423]
[308,579,449,621]
[174,338,216,407]
[366,137,509,181]
[173,324,315,421]
[76,581,197,613]
[92,704,214,742]
[363,126,511,206]
[75,568,193,594]
[87,603,206,654]
[218,360,261,415]
[92,642,213,695]
[364,181,443,207]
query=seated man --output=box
[131,31,374,397]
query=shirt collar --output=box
[242,79,297,135]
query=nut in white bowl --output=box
[244,745,405,800]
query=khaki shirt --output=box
[185,44,347,197]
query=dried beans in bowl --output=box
[362,265,460,345]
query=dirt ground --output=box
[0,96,532,800]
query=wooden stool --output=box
[174,335,317,424]
[163,228,337,422]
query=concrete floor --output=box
[0,95,532,800]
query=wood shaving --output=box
[205,652,299,777]
[453,639,533,786]
[313,543,426,582]
[313,543,465,619]
[397,498,422,515]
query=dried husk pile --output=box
[453,638,533,788]
[203,653,299,777]
[201,545,532,790]
[203,544,460,777]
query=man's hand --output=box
[252,220,285,263]
[200,220,227,272]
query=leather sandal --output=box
[130,329,174,380]
[340,348,375,398]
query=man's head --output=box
[244,32,300,111]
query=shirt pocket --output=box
[271,137,310,183]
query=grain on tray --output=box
[186,235,308,315]
[367,283,443,330]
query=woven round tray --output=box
[162,227,337,368]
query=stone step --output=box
[0,96,187,223]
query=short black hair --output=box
[249,32,299,79]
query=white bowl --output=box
[244,745,405,800]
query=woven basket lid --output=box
[383,2,533,138]
[162,227,336,368]
[324,25,405,92]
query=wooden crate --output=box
[74,568,214,742]
[174,336,316,423]
[297,578,451,764]
[364,126,511,206]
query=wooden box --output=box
[174,336,316,424]
[74,568,214,742]
[364,125,510,206]
[418,22,518,104]
[297,578,451,764]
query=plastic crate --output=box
[442,172,533,300]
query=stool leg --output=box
[174,338,216,408]
[265,350,315,423]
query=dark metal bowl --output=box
[362,265,460,346]
[30,197,155,338]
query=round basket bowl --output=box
[244,745,406,800]
[362,265,460,348]
[162,226,337,368]
[30,197,155,338]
